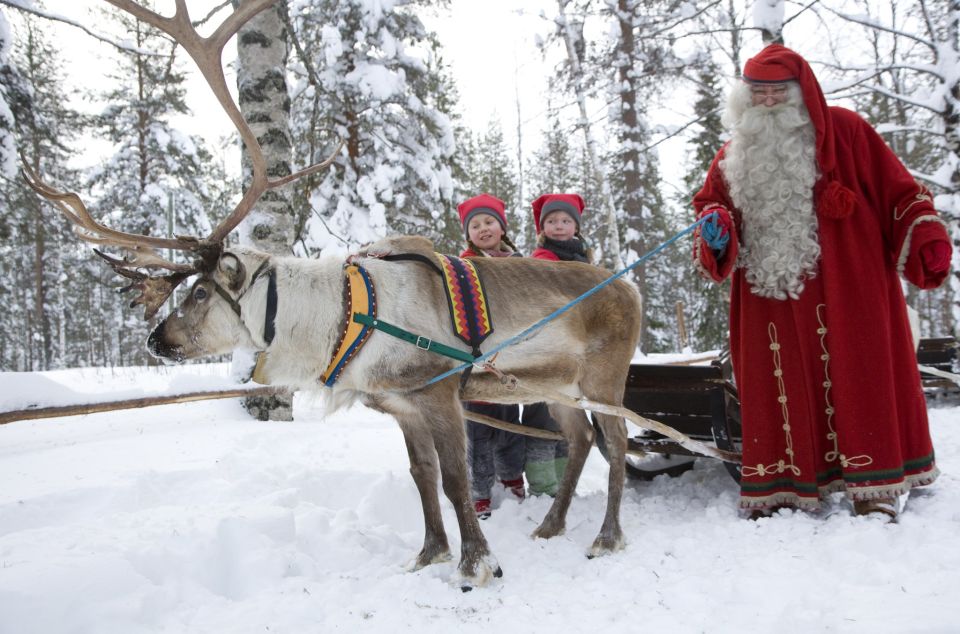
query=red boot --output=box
[501,477,526,500]
[474,498,491,519]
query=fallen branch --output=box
[0,386,285,425]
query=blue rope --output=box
[426,213,714,386]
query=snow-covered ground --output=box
[1,364,958,634]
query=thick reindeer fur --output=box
[149,235,641,586]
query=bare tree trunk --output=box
[32,206,50,369]
[235,0,295,421]
[556,0,623,270]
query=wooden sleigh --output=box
[466,336,959,483]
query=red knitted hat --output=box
[742,44,854,219]
[458,193,508,241]
[532,193,585,234]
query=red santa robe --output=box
[694,105,950,510]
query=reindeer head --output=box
[148,248,271,362]
[23,0,340,361]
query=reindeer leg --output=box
[387,384,499,590]
[396,419,452,570]
[588,412,628,557]
[532,404,594,540]
[418,391,501,591]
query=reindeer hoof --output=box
[454,555,501,591]
[532,518,565,540]
[587,532,625,558]
[406,547,452,572]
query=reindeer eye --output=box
[193,286,208,301]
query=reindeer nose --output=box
[147,320,167,357]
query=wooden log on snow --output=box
[0,386,285,425]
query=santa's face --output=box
[749,82,789,107]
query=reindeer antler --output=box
[23,0,343,318]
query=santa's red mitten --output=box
[903,221,951,289]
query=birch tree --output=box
[285,0,456,254]
[87,5,218,366]
[551,0,622,270]
[234,0,295,421]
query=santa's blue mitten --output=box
[700,212,730,253]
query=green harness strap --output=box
[352,313,477,364]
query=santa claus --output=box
[693,44,952,521]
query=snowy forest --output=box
[0,0,958,373]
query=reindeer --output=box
[24,0,641,590]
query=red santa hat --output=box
[458,193,508,241]
[742,44,855,220]
[532,193,585,234]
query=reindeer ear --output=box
[218,253,246,292]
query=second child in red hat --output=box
[520,192,597,495]
[530,193,592,262]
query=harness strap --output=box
[263,269,277,345]
[320,264,377,387]
[379,252,444,276]
[214,259,276,346]
[352,313,477,363]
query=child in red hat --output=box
[458,193,518,258]
[530,193,592,262]
[456,193,526,518]
[519,192,595,495]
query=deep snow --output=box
[1,364,958,634]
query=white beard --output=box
[719,82,820,300]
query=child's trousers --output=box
[463,401,526,500]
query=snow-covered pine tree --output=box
[0,8,17,180]
[459,117,521,246]
[471,118,519,211]
[0,11,93,371]
[86,4,218,366]
[678,55,729,352]
[819,0,959,338]
[285,0,456,254]
[414,41,466,255]
[526,108,580,253]
[0,7,26,370]
[6,16,87,371]
[550,0,622,270]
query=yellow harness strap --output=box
[319,264,377,386]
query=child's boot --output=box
[554,457,568,482]
[525,460,559,497]
[501,477,526,500]
[474,498,492,519]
